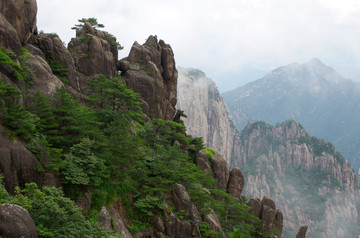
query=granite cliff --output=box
[177,67,360,237]
[177,67,242,165]
[235,121,359,237]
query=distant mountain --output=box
[176,67,242,165]
[177,67,360,237]
[222,59,360,169]
[235,120,359,238]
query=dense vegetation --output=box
[0,47,261,237]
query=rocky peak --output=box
[68,22,118,90]
[119,35,178,120]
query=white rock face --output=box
[177,67,241,165]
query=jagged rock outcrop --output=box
[0,204,38,238]
[0,0,37,44]
[227,167,245,198]
[68,22,118,90]
[120,35,178,120]
[97,201,134,238]
[234,120,360,237]
[177,67,241,164]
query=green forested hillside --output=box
[0,59,260,237]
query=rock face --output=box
[26,55,64,97]
[120,35,178,120]
[0,125,43,194]
[178,67,360,237]
[234,121,359,237]
[0,0,37,44]
[0,204,38,238]
[177,67,241,164]
[68,22,118,90]
[0,13,22,56]
[296,225,308,238]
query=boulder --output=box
[120,35,178,120]
[227,167,245,198]
[0,0,37,44]
[172,183,192,212]
[273,210,283,238]
[195,150,212,174]
[296,225,308,238]
[208,153,230,190]
[261,195,276,210]
[203,210,225,237]
[0,204,38,238]
[0,13,22,55]
[27,55,64,97]
[260,205,277,232]
[0,125,43,194]
[248,198,262,217]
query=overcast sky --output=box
[37,0,360,92]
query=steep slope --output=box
[177,67,242,164]
[0,1,286,237]
[222,59,360,169]
[177,66,360,237]
[233,120,359,238]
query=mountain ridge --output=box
[222,58,360,169]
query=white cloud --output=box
[37,0,360,92]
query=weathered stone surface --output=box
[68,22,117,85]
[295,225,308,238]
[176,67,241,165]
[172,184,192,212]
[203,210,225,237]
[208,153,230,190]
[0,0,37,44]
[153,215,165,233]
[0,13,22,55]
[0,125,42,194]
[98,206,112,231]
[166,212,177,237]
[110,201,133,238]
[261,195,276,211]
[31,33,80,91]
[27,55,64,97]
[0,204,38,238]
[248,198,262,217]
[227,167,245,198]
[179,220,192,238]
[260,205,277,234]
[120,35,177,120]
[274,210,283,238]
[195,150,212,174]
